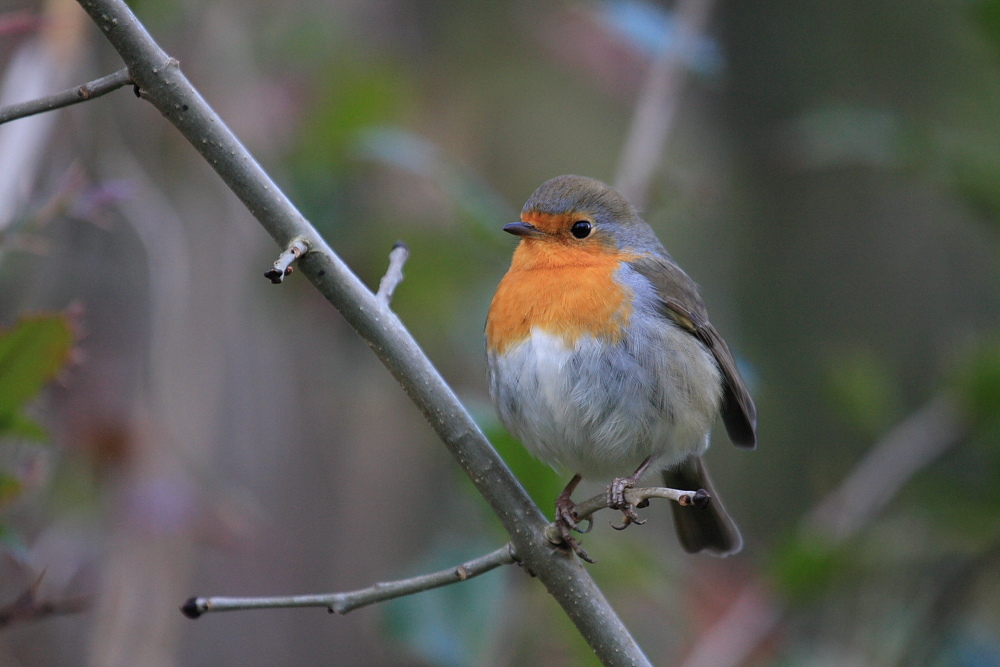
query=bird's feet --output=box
[607,455,654,531]
[553,475,595,563]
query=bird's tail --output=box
[662,456,742,557]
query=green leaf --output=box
[0,314,74,440]
[952,336,1000,427]
[0,472,24,509]
[770,535,848,603]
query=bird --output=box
[485,175,756,561]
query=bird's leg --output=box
[553,474,595,563]
[607,455,653,531]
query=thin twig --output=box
[375,241,409,305]
[0,67,132,125]
[75,1,652,664]
[263,237,308,283]
[182,544,516,618]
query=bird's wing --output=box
[630,255,757,449]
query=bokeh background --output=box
[1,0,999,665]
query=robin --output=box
[485,175,756,561]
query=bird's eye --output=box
[570,220,592,239]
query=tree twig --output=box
[0,67,132,125]
[263,237,308,284]
[182,544,516,618]
[376,241,409,305]
[74,1,652,664]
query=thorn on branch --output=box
[375,241,409,306]
[264,238,309,284]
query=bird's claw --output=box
[606,474,645,531]
[554,496,595,562]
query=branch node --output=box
[265,238,309,284]
[375,241,409,305]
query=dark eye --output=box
[570,220,592,239]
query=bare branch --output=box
[263,237,309,284]
[182,544,516,619]
[376,241,409,305]
[76,1,652,663]
[0,67,132,125]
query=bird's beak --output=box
[502,221,544,238]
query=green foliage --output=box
[770,534,850,604]
[970,0,1000,57]
[824,347,898,436]
[0,314,74,441]
[951,336,1000,428]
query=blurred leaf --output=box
[970,0,1000,57]
[951,336,1000,427]
[824,347,898,436]
[381,539,510,667]
[0,314,74,441]
[0,472,23,509]
[295,63,412,171]
[0,412,46,441]
[951,157,1000,223]
[770,535,848,603]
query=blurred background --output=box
[1,0,999,665]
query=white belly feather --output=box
[488,314,723,481]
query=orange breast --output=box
[486,239,635,354]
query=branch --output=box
[182,544,516,618]
[0,67,132,125]
[376,241,409,305]
[263,237,308,284]
[74,1,652,664]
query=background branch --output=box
[182,544,516,618]
[614,0,715,209]
[73,1,652,664]
[0,67,131,125]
